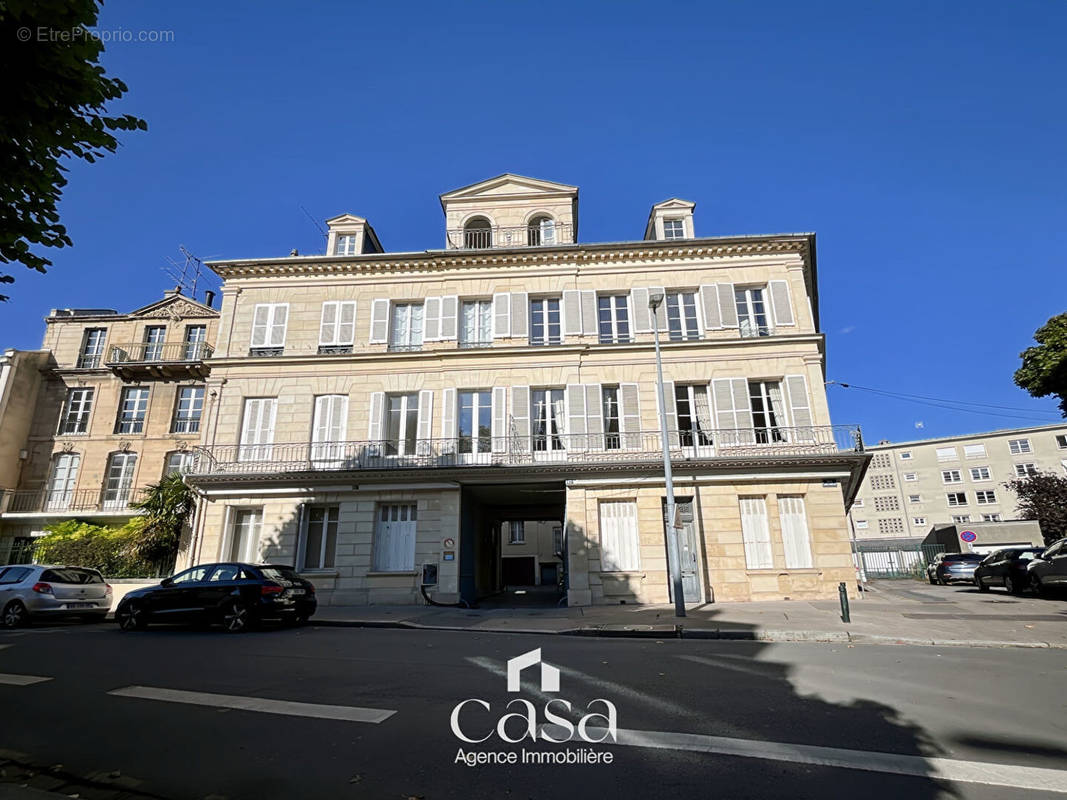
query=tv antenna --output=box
[162,245,219,303]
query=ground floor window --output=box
[227,508,262,562]
[777,496,812,569]
[374,503,417,571]
[598,500,640,571]
[303,505,339,569]
[739,497,773,569]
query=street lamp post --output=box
[648,292,686,618]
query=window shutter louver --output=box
[650,285,667,331]
[769,280,795,327]
[511,386,530,448]
[566,384,587,449]
[338,301,356,344]
[563,291,582,337]
[784,374,814,442]
[585,384,604,450]
[619,383,641,449]
[732,378,755,444]
[599,501,640,572]
[510,292,529,339]
[717,283,738,328]
[656,380,679,447]
[491,387,507,454]
[424,297,442,341]
[368,391,384,444]
[369,299,390,344]
[320,302,337,345]
[441,388,457,455]
[739,497,773,569]
[269,306,287,347]
[580,291,597,335]
[440,296,458,340]
[493,293,511,339]
[417,390,433,455]
[699,285,721,331]
[630,287,652,333]
[251,305,270,347]
[779,496,813,568]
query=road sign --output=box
[960,530,977,543]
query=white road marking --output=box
[108,685,396,724]
[0,672,52,686]
[595,726,1067,793]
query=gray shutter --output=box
[511,386,530,452]
[619,383,641,449]
[367,392,384,454]
[424,297,442,341]
[369,299,389,344]
[585,383,604,450]
[566,384,587,449]
[712,379,736,432]
[717,283,738,328]
[440,295,459,340]
[416,390,434,455]
[580,291,597,336]
[441,388,457,455]
[785,374,813,441]
[769,280,794,327]
[657,380,679,447]
[732,378,755,444]
[563,291,582,337]
[492,293,511,339]
[650,285,667,331]
[630,287,652,333]
[699,285,721,331]
[510,292,529,339]
[491,387,507,454]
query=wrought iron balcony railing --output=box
[446,223,575,250]
[106,341,213,365]
[0,487,150,515]
[188,425,863,477]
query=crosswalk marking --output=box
[0,672,52,686]
[108,685,396,724]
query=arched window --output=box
[463,217,493,249]
[527,215,556,246]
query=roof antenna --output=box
[300,205,328,249]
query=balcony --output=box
[0,488,149,516]
[187,425,863,478]
[106,341,213,379]
[446,223,575,250]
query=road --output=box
[0,622,1065,799]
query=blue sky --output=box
[4,0,1065,442]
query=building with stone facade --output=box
[848,423,1067,549]
[0,292,219,563]
[185,173,868,607]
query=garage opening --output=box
[459,482,566,607]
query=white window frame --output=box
[238,398,277,462]
[531,388,566,456]
[946,492,967,507]
[903,472,917,481]
[975,490,997,505]
[183,325,207,359]
[735,286,772,338]
[164,450,195,476]
[457,390,492,460]
[936,447,958,462]
[852,498,864,507]
[963,443,986,459]
[301,505,339,570]
[778,496,812,569]
[384,393,419,456]
[981,513,1001,522]
[1014,463,1037,477]
[311,394,348,465]
[665,291,701,341]
[335,234,358,255]
[102,452,137,509]
[142,325,166,361]
[952,514,971,524]
[59,388,94,435]
[739,497,773,569]
[899,451,912,460]
[1056,434,1067,449]
[912,517,927,526]
[226,507,263,563]
[319,301,356,348]
[115,387,149,434]
[172,386,204,434]
[854,519,869,529]
[45,453,81,511]
[598,500,640,571]
[78,328,107,368]
[373,503,417,572]
[529,297,563,346]
[662,218,685,240]
[250,303,288,351]
[597,295,631,344]
[1008,438,1032,455]
[389,303,424,350]
[969,466,991,482]
[908,494,921,503]
[459,300,493,347]
[508,521,525,545]
[941,469,962,484]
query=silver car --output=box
[0,565,112,627]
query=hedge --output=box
[33,519,161,578]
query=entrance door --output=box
[664,497,701,603]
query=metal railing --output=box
[446,223,575,250]
[188,425,863,476]
[0,487,150,515]
[106,341,213,364]
[739,324,776,339]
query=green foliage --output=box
[33,519,154,577]
[1005,472,1067,546]
[0,0,147,301]
[128,472,195,566]
[1014,312,1067,416]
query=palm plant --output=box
[128,472,196,569]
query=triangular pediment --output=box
[325,213,368,225]
[129,293,218,320]
[652,198,696,211]
[440,173,578,202]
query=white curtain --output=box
[693,389,713,441]
[767,382,784,429]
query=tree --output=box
[1014,312,1067,416]
[0,0,146,301]
[1005,472,1067,546]
[128,472,196,569]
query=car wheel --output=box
[2,600,28,628]
[937,575,946,586]
[1031,576,1044,598]
[928,575,936,585]
[222,599,255,633]
[1004,575,1018,594]
[117,602,147,631]
[976,578,989,592]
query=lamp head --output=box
[648,292,664,310]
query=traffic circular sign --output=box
[960,530,977,543]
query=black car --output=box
[115,563,316,632]
[1027,537,1067,597]
[932,552,984,585]
[973,547,1044,594]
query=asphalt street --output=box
[0,621,1065,800]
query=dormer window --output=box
[527,216,556,246]
[464,217,492,249]
[335,234,358,255]
[663,219,685,240]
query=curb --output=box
[311,617,1064,649]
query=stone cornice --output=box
[207,234,815,280]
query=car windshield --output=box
[1013,550,1041,561]
[40,568,103,584]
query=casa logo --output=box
[451,648,617,767]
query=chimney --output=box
[204,290,216,308]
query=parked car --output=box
[115,562,317,632]
[0,565,112,627]
[1027,537,1067,597]
[930,552,984,585]
[926,553,948,584]
[973,547,1044,594]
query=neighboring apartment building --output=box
[185,173,868,607]
[848,423,1067,545]
[0,292,219,562]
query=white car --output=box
[0,565,112,627]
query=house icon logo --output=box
[506,648,560,693]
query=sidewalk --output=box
[311,580,1067,648]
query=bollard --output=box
[838,581,851,623]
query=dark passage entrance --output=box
[459,482,566,607]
